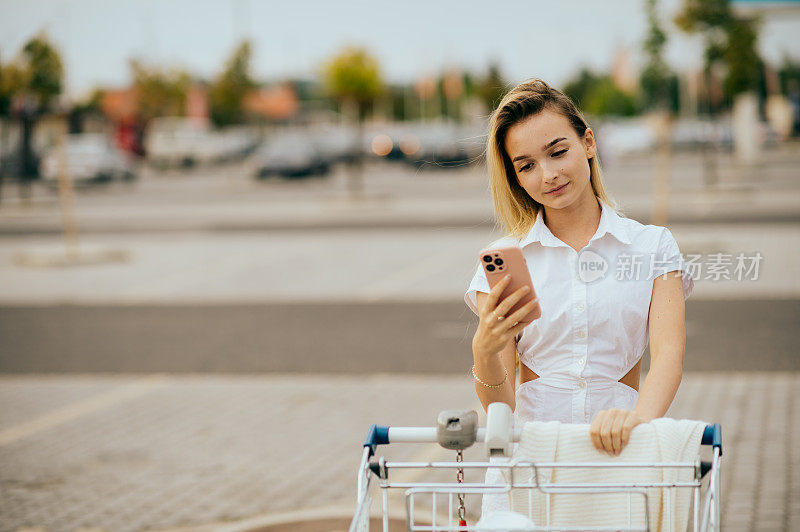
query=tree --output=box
[0,35,64,192]
[476,62,508,113]
[562,68,602,109]
[0,60,27,118]
[675,0,764,106]
[583,77,638,117]
[562,69,636,117]
[778,56,800,94]
[69,88,104,134]
[640,0,673,112]
[208,41,254,127]
[723,17,763,98]
[129,60,191,123]
[322,46,383,121]
[322,47,383,198]
[21,36,64,111]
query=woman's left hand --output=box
[589,409,649,456]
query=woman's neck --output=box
[542,194,602,251]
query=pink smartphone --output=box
[480,246,541,323]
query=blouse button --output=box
[578,380,587,389]
[577,303,585,312]
[578,358,585,366]
[577,330,586,339]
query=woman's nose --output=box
[541,162,559,182]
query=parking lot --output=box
[0,140,799,531]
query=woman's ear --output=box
[583,128,597,159]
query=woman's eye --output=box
[519,163,533,172]
[553,149,568,157]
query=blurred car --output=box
[145,117,212,168]
[309,124,361,164]
[146,118,260,168]
[40,134,136,185]
[404,122,472,169]
[455,122,487,162]
[670,119,732,151]
[254,133,330,179]
[595,118,657,158]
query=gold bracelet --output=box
[471,365,507,388]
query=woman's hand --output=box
[472,275,539,360]
[589,409,649,456]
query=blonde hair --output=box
[486,79,619,239]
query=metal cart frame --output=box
[350,422,722,531]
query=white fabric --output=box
[465,199,695,517]
[499,419,706,531]
[474,510,536,531]
[482,384,639,516]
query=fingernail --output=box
[505,275,511,280]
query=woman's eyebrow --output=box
[542,137,567,150]
[511,137,567,162]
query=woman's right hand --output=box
[472,275,539,360]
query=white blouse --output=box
[465,199,693,425]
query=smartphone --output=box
[479,246,541,323]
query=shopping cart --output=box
[349,403,722,532]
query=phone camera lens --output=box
[486,264,496,272]
[495,258,504,266]
[482,255,492,263]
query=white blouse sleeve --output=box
[657,228,694,301]
[464,263,491,315]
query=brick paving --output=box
[0,372,797,532]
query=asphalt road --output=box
[1,299,797,373]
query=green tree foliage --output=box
[674,0,731,32]
[723,17,763,97]
[476,62,508,113]
[583,77,638,117]
[68,88,105,133]
[388,84,407,121]
[562,68,601,109]
[21,36,64,110]
[675,0,763,103]
[208,41,254,127]
[640,0,673,111]
[0,35,64,182]
[778,56,800,94]
[322,46,383,121]
[0,35,64,116]
[129,60,191,122]
[0,60,27,117]
[562,69,637,117]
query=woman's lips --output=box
[547,182,569,194]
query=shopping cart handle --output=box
[363,423,721,457]
[363,424,390,457]
[701,423,722,455]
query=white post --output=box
[732,91,760,165]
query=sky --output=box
[1,0,799,99]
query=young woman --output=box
[464,79,693,514]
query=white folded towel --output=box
[501,418,706,531]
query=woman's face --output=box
[503,108,596,210]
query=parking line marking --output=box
[0,375,168,447]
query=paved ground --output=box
[0,373,797,532]
[0,145,798,531]
[0,299,798,374]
